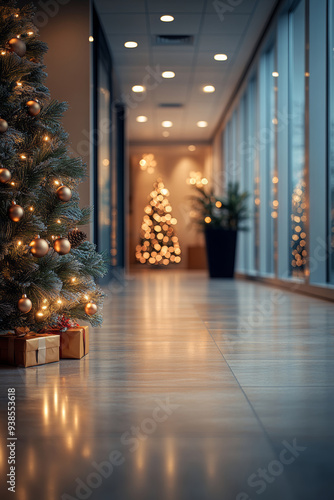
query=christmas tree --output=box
[135,179,181,266]
[0,1,107,331]
[290,178,307,274]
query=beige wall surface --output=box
[36,0,91,236]
[129,144,212,268]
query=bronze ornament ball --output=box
[18,294,32,313]
[0,168,11,183]
[8,37,26,57]
[0,118,8,133]
[56,185,72,202]
[85,302,97,316]
[54,237,71,255]
[9,201,24,222]
[30,236,49,258]
[26,100,41,116]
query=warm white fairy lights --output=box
[186,171,208,188]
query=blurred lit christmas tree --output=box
[135,180,181,266]
[291,179,307,274]
[0,1,107,331]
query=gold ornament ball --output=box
[0,168,11,183]
[57,185,72,202]
[18,294,32,313]
[0,118,8,133]
[9,201,24,222]
[30,237,49,258]
[26,100,41,116]
[8,38,26,57]
[85,302,97,316]
[54,237,71,255]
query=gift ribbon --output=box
[83,328,86,355]
[36,337,46,365]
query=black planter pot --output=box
[204,227,238,278]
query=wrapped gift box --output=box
[0,333,60,368]
[50,326,89,359]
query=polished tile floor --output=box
[1,271,334,500]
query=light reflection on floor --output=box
[0,271,334,500]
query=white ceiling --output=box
[94,0,278,144]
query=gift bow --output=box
[14,326,36,337]
[53,315,79,332]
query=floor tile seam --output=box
[194,305,298,486]
[235,384,334,388]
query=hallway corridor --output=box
[1,273,334,500]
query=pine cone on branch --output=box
[67,228,87,249]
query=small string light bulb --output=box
[20,154,26,159]
[71,277,76,283]
[84,295,89,300]
[56,219,61,224]
[44,135,49,141]
[36,312,44,317]
[54,180,60,186]
[17,240,22,246]
[16,81,22,86]
[1,51,6,55]
[57,299,62,305]
[42,305,47,310]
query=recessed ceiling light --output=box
[162,121,173,128]
[124,41,138,48]
[188,145,196,151]
[162,71,175,79]
[272,71,279,77]
[197,121,208,128]
[160,15,174,22]
[88,36,94,42]
[136,115,148,123]
[132,85,145,93]
[203,85,215,93]
[214,53,227,61]
[162,131,170,137]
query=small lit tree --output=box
[291,179,307,274]
[135,179,181,266]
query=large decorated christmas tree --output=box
[135,179,181,266]
[0,1,106,331]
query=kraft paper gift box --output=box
[51,326,89,359]
[0,333,60,368]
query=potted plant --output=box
[189,182,249,278]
